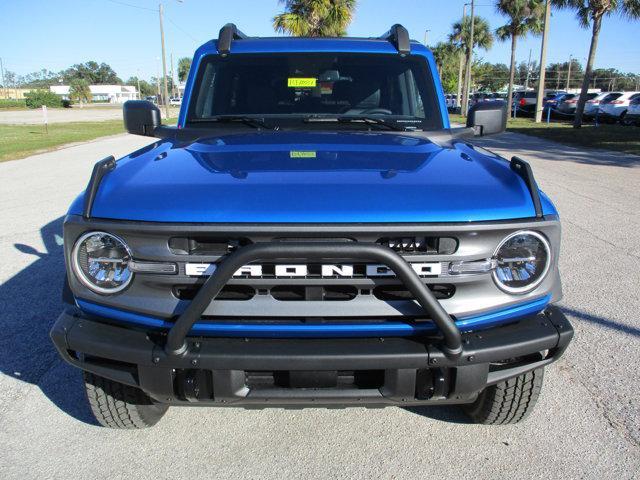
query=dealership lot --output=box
[0,133,638,479]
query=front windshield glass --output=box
[188,53,442,130]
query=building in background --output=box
[50,85,139,103]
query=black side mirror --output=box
[466,100,507,136]
[123,100,161,137]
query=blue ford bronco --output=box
[51,24,573,428]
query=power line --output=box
[103,0,156,12]
[167,16,199,43]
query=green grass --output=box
[0,118,177,162]
[0,99,28,110]
[449,113,640,156]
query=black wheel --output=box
[83,372,169,429]
[462,368,544,425]
[620,111,632,126]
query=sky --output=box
[0,0,638,82]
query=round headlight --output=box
[492,231,551,294]
[72,232,133,294]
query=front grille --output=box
[169,236,252,255]
[376,236,458,255]
[64,216,561,321]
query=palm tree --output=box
[554,0,640,127]
[496,0,545,119]
[449,16,494,108]
[273,0,356,37]
[430,41,457,77]
[177,57,192,83]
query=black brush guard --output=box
[164,242,463,359]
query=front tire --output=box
[84,372,169,429]
[620,111,632,126]
[462,368,544,425]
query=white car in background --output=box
[622,96,640,126]
[598,91,640,123]
[583,92,618,118]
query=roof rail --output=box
[217,23,248,56]
[379,24,411,56]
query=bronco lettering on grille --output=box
[184,263,442,278]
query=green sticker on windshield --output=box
[290,151,316,158]
[288,78,317,88]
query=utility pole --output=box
[566,54,572,91]
[456,3,468,112]
[461,0,475,116]
[158,3,170,119]
[0,58,9,98]
[524,49,532,90]
[534,0,551,123]
[170,53,176,98]
[156,57,161,98]
[0,57,5,99]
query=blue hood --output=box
[73,131,553,223]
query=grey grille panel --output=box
[64,216,562,320]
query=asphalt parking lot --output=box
[0,132,638,479]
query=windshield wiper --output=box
[191,116,275,130]
[303,116,406,131]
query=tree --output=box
[547,59,584,89]
[69,79,92,107]
[473,61,511,91]
[273,0,356,37]
[449,15,494,109]
[554,0,640,127]
[431,42,457,76]
[496,0,545,120]
[126,76,155,97]
[63,61,121,84]
[177,57,192,82]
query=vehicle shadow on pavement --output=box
[0,216,98,425]
[403,405,471,423]
[472,132,640,168]
[561,306,640,338]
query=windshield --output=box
[187,53,442,130]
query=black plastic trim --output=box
[510,156,543,218]
[82,156,116,219]
[50,306,573,406]
[217,23,248,55]
[164,242,463,358]
[379,24,411,55]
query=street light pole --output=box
[159,3,170,119]
[461,0,475,116]
[423,30,430,45]
[566,54,573,91]
[524,48,532,90]
[534,0,551,123]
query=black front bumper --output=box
[51,306,573,407]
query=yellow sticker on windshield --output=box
[288,78,317,88]
[290,151,316,158]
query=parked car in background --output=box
[583,92,619,118]
[598,91,640,123]
[542,91,567,111]
[621,96,640,126]
[445,94,459,110]
[169,96,182,106]
[556,92,599,116]
[512,91,537,115]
